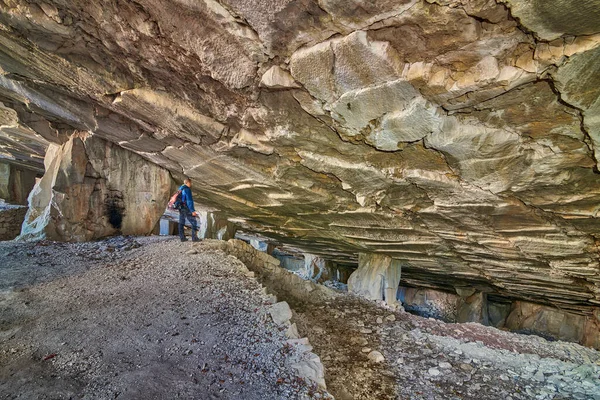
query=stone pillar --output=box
[301,254,326,282]
[0,162,37,205]
[348,253,402,306]
[583,309,600,350]
[455,287,489,324]
[19,133,173,241]
[198,211,237,240]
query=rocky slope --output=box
[0,1,599,315]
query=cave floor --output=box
[0,237,326,400]
[1,237,600,400]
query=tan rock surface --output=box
[19,134,172,241]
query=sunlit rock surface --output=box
[0,1,599,316]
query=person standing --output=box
[178,178,200,242]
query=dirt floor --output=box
[2,236,600,400]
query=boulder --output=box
[19,134,173,241]
[269,301,293,325]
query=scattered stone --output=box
[428,368,441,376]
[367,351,385,363]
[269,302,292,325]
[286,323,300,339]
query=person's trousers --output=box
[178,208,199,240]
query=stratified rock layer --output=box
[0,1,599,315]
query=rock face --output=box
[0,162,37,205]
[0,1,599,319]
[505,300,600,347]
[19,133,172,241]
[0,201,27,240]
[348,253,402,306]
[399,287,459,322]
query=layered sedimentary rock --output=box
[0,1,599,319]
[19,133,172,241]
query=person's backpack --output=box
[167,189,183,210]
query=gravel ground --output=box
[291,292,600,400]
[2,236,600,400]
[0,236,328,400]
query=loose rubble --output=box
[203,237,600,400]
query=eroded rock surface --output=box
[19,133,172,241]
[0,1,599,316]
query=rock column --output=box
[348,253,402,306]
[19,133,173,241]
[455,288,489,324]
[198,211,238,240]
[0,162,37,205]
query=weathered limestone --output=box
[0,162,37,205]
[19,134,173,241]
[505,301,600,348]
[348,253,402,306]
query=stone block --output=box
[18,134,173,242]
[269,301,293,325]
[348,253,402,306]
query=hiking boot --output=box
[192,238,201,242]
[180,237,188,242]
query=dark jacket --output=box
[179,185,195,212]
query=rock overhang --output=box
[0,0,599,314]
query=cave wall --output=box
[19,133,173,241]
[0,162,37,205]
